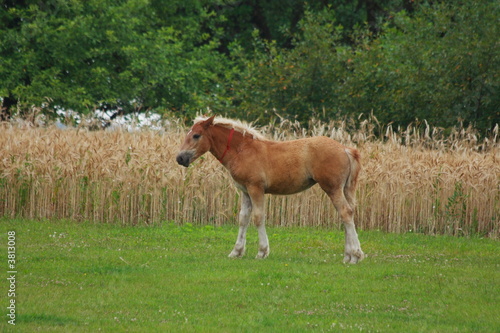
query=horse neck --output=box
[208,125,244,163]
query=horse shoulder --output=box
[228,139,267,185]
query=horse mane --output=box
[194,116,266,140]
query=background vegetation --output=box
[1,0,499,133]
[1,120,498,238]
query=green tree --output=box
[1,0,497,134]
[0,0,228,119]
[226,7,349,123]
[339,1,500,131]
[222,0,499,133]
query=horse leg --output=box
[329,191,364,264]
[229,191,252,258]
[247,187,269,259]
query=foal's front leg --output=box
[229,192,252,258]
[248,187,269,259]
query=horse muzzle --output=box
[176,151,193,167]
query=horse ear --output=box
[202,115,215,129]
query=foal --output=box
[176,116,364,264]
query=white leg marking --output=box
[229,192,251,258]
[253,203,269,259]
[256,222,269,259]
[343,221,365,264]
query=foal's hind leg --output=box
[229,192,252,258]
[329,191,364,264]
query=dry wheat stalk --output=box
[0,119,498,238]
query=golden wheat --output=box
[0,119,498,238]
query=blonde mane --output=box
[194,116,266,140]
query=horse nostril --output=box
[176,155,185,165]
[176,152,190,167]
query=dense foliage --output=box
[1,0,498,133]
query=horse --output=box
[176,116,365,264]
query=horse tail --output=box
[344,148,361,209]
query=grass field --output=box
[1,219,499,332]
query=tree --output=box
[221,0,499,133]
[0,0,228,119]
[225,7,349,123]
[338,1,500,131]
[1,0,497,134]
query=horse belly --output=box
[262,140,319,194]
[265,169,317,195]
[265,180,316,195]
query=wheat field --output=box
[1,119,498,238]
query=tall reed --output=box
[0,119,498,238]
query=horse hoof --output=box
[343,250,365,264]
[228,248,244,258]
[255,248,269,259]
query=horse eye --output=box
[193,134,201,139]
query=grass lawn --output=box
[1,219,499,332]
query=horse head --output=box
[176,116,215,167]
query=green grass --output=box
[1,219,499,332]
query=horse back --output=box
[231,136,353,195]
